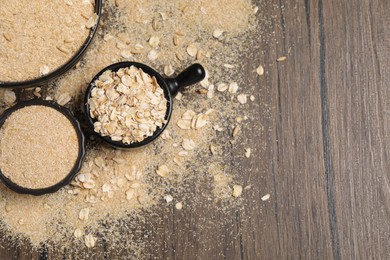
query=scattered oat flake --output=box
[261,194,271,201]
[112,157,125,164]
[79,208,90,221]
[182,138,196,150]
[126,189,135,200]
[186,44,197,57]
[40,65,50,76]
[132,43,145,53]
[256,65,264,76]
[175,202,183,210]
[147,49,158,60]
[57,92,72,106]
[223,64,234,69]
[86,13,98,29]
[173,157,183,167]
[245,148,251,158]
[74,229,83,239]
[152,18,159,30]
[195,114,208,129]
[161,130,171,140]
[232,125,241,137]
[103,34,113,41]
[116,41,126,49]
[210,144,217,155]
[56,45,70,54]
[102,183,112,193]
[84,234,97,248]
[164,64,175,76]
[237,94,248,104]
[228,82,239,94]
[156,165,170,178]
[120,50,132,59]
[148,36,160,48]
[175,92,183,100]
[232,185,243,197]
[164,195,173,203]
[205,109,215,115]
[207,84,215,99]
[213,125,224,132]
[182,110,196,120]
[217,83,228,92]
[198,88,208,94]
[250,95,255,101]
[3,32,12,42]
[94,156,105,168]
[177,119,191,130]
[277,56,287,62]
[178,151,188,157]
[2,90,16,105]
[212,29,223,38]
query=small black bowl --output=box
[0,0,102,89]
[84,62,206,149]
[0,99,86,196]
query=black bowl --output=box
[0,0,103,89]
[84,62,206,149]
[0,100,86,196]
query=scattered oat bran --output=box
[0,0,260,256]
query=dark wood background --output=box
[2,0,390,259]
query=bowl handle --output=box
[165,64,206,97]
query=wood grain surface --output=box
[2,0,390,259]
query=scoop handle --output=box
[166,64,206,97]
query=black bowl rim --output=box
[84,62,173,149]
[0,0,103,89]
[0,99,86,196]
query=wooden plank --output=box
[260,0,334,258]
[322,0,390,258]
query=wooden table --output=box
[2,0,389,259]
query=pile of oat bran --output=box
[0,0,262,257]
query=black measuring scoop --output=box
[84,62,206,149]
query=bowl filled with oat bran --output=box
[0,100,86,196]
[0,0,102,89]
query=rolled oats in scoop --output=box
[88,66,168,144]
